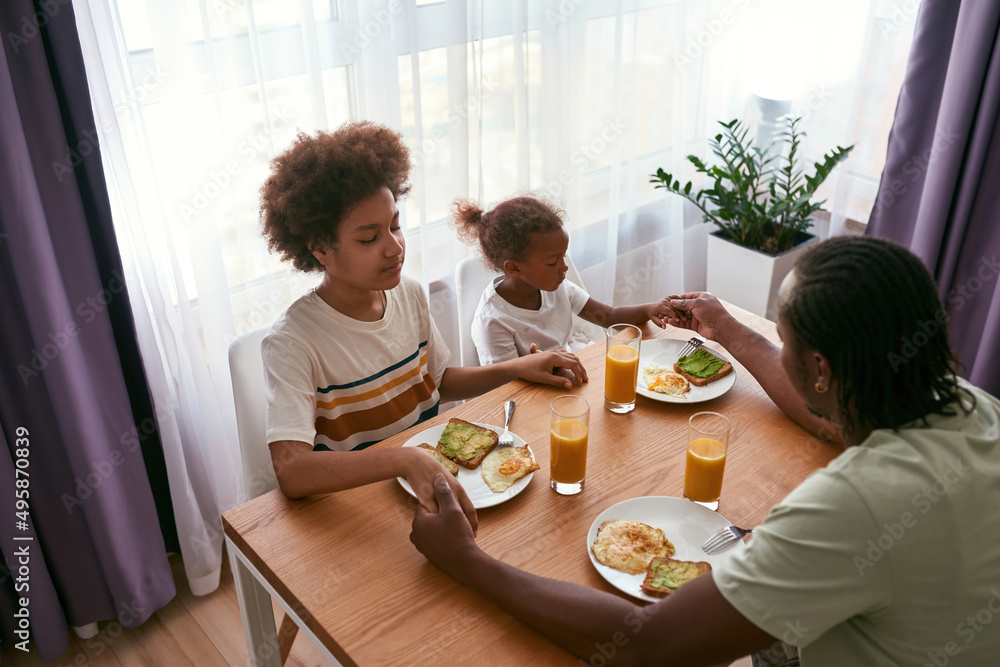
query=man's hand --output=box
[411,473,480,574]
[402,451,478,535]
[518,346,588,388]
[663,292,736,344]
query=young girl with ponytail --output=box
[451,195,678,364]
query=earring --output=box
[814,382,828,394]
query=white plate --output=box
[636,338,736,403]
[396,423,535,509]
[587,496,747,602]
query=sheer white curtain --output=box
[70,0,916,594]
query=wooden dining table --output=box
[223,302,842,666]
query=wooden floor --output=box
[4,551,754,666]
[2,551,327,667]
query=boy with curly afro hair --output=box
[259,121,587,520]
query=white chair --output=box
[227,326,299,664]
[455,256,501,367]
[229,327,278,497]
[563,258,606,344]
[453,255,605,368]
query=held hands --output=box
[403,449,478,535]
[661,292,734,342]
[647,297,685,329]
[524,344,589,388]
[410,473,480,573]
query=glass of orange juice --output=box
[550,395,590,495]
[683,411,731,510]
[604,324,641,413]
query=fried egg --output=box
[591,519,676,574]
[642,363,690,398]
[481,445,539,493]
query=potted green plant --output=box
[650,116,853,319]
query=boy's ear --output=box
[309,242,331,266]
[502,258,520,275]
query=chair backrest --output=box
[228,326,279,499]
[455,256,500,367]
[453,255,606,367]
[564,258,607,344]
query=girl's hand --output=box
[520,345,588,387]
[401,448,478,535]
[648,297,684,328]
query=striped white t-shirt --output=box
[262,276,451,451]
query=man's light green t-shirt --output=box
[714,382,1000,666]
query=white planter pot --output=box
[706,230,817,321]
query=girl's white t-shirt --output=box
[471,277,592,364]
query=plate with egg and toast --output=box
[587,496,747,602]
[397,419,539,509]
[637,339,736,404]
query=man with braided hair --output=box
[410,236,1000,666]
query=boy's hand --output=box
[647,297,684,329]
[410,473,480,574]
[521,346,588,387]
[402,449,478,535]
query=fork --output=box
[701,525,753,555]
[497,400,516,447]
[678,336,705,359]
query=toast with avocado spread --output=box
[640,557,712,597]
[437,418,498,469]
[673,348,733,387]
[416,443,460,475]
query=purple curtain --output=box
[867,0,1000,396]
[0,0,175,660]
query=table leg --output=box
[227,536,282,667]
